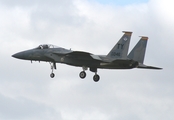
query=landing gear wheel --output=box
[50,73,55,78]
[93,74,100,82]
[79,71,86,79]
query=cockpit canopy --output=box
[36,44,59,49]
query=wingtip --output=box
[122,31,132,36]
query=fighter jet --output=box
[12,31,161,82]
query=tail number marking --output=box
[111,52,120,57]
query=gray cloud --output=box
[0,94,61,120]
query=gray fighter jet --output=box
[12,31,161,82]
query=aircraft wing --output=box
[66,51,103,61]
[53,51,103,61]
[137,63,162,70]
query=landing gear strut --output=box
[49,62,56,78]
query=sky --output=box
[90,0,149,5]
[0,0,174,120]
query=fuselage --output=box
[12,45,138,70]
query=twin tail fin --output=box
[106,31,132,60]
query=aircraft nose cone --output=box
[12,52,26,59]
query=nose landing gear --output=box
[50,73,55,78]
[49,62,56,78]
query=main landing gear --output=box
[49,62,56,78]
[79,66,100,82]
[48,63,100,82]
[79,71,86,79]
[93,74,100,82]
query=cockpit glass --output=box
[36,44,59,49]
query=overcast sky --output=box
[0,0,174,120]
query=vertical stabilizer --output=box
[106,31,132,60]
[128,36,148,63]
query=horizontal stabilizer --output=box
[137,63,162,70]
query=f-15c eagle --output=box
[12,31,162,82]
